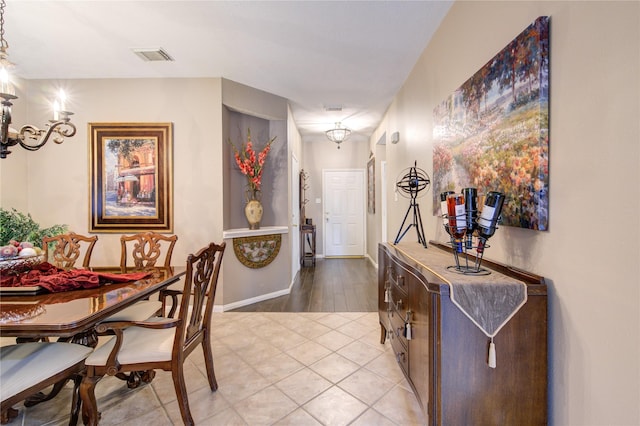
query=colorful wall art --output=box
[432,16,549,231]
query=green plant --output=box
[0,208,68,246]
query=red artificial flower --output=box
[230,129,276,192]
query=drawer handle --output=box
[390,273,405,288]
[396,352,406,363]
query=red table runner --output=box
[0,262,151,293]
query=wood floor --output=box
[231,257,378,312]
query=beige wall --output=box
[0,77,297,309]
[373,1,639,424]
[1,78,225,266]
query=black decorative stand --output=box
[393,162,430,248]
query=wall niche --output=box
[224,109,287,231]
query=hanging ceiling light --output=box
[0,0,76,158]
[325,122,351,149]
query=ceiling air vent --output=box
[324,104,343,112]
[132,48,174,62]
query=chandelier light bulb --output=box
[0,66,14,98]
[57,90,67,111]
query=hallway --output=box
[232,258,378,313]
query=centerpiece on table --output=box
[230,129,276,230]
[0,208,67,273]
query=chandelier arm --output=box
[17,121,77,151]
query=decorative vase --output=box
[245,189,263,230]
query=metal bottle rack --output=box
[444,211,498,276]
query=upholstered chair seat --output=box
[1,342,93,425]
[102,300,163,323]
[86,317,176,365]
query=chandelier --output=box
[325,122,351,149]
[0,0,76,159]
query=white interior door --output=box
[291,155,300,279]
[323,169,365,257]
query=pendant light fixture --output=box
[325,122,351,149]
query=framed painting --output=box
[89,122,173,232]
[367,157,375,214]
[432,16,550,231]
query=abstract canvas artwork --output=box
[432,16,550,231]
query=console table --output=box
[378,241,547,425]
[300,224,316,266]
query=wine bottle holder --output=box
[443,213,494,276]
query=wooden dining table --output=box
[0,266,185,343]
[0,265,185,422]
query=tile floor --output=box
[5,312,426,425]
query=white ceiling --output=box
[5,0,452,144]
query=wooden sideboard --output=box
[378,241,547,425]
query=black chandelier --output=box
[0,0,76,158]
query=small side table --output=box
[300,224,316,266]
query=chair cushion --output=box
[86,317,176,366]
[103,300,162,322]
[0,342,93,401]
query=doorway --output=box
[322,169,365,257]
[291,155,301,281]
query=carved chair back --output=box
[42,232,98,268]
[177,242,225,355]
[119,232,177,269]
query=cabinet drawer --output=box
[387,263,408,294]
[389,307,408,350]
[390,330,409,375]
[388,285,408,324]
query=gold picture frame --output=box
[89,122,173,232]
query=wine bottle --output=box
[476,191,505,253]
[440,191,454,235]
[447,193,466,252]
[462,187,477,249]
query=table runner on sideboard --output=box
[392,242,527,368]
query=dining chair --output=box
[1,342,93,426]
[109,232,179,322]
[80,241,226,426]
[119,232,177,269]
[42,232,98,269]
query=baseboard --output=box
[366,253,378,269]
[214,278,295,312]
